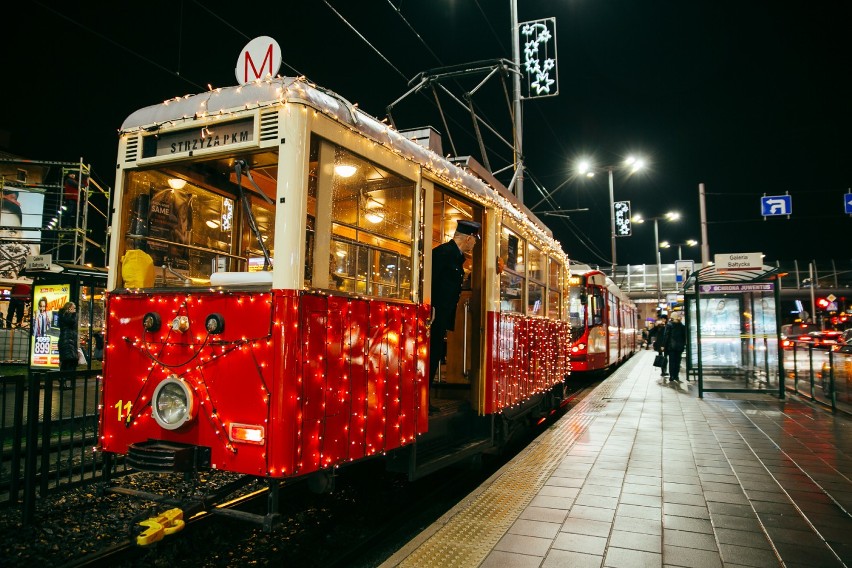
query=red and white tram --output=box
[98,76,574,523]
[568,263,638,373]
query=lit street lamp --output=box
[659,238,699,260]
[633,211,680,301]
[577,156,646,278]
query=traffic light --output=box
[816,297,830,310]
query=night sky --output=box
[4,1,850,267]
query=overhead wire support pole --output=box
[510,0,524,201]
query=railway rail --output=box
[2,376,600,568]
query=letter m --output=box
[243,44,274,83]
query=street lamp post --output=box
[607,167,616,279]
[659,239,699,260]
[653,218,662,301]
[510,0,523,201]
[577,156,646,278]
[633,211,680,303]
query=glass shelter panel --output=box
[688,288,780,395]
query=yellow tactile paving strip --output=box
[394,362,634,568]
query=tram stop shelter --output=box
[683,264,784,398]
[21,262,107,371]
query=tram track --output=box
[5,376,604,568]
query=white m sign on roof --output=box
[235,37,282,85]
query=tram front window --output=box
[118,151,277,287]
[568,287,586,341]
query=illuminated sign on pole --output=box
[519,18,558,99]
[614,201,632,236]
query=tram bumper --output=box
[126,439,212,473]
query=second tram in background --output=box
[568,263,638,373]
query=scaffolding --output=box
[1,157,110,269]
[1,156,110,362]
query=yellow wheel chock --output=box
[136,508,185,546]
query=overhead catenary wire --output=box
[33,0,602,263]
[31,0,206,92]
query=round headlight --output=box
[142,312,161,332]
[151,376,196,430]
[205,313,225,334]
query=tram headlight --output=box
[151,375,196,430]
[142,312,161,332]
[205,313,225,334]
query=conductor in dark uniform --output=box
[429,219,480,414]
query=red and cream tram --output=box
[568,263,638,373]
[98,76,574,524]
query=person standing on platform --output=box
[652,315,668,377]
[57,301,79,378]
[663,312,687,382]
[429,219,480,415]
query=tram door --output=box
[432,189,482,390]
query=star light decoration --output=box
[521,19,558,97]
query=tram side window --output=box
[527,244,544,315]
[304,140,319,287]
[119,151,277,287]
[547,257,562,319]
[327,144,414,300]
[499,228,525,313]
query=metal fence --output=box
[0,369,117,522]
[784,343,852,414]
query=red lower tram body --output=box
[99,289,570,481]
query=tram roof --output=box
[120,76,562,256]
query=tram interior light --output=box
[168,178,187,190]
[334,164,357,178]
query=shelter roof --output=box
[684,264,782,290]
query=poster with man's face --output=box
[1,189,44,280]
[30,283,70,368]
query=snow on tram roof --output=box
[120,76,563,255]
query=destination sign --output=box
[699,283,774,293]
[142,118,255,158]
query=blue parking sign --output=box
[845,193,852,215]
[760,195,792,217]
